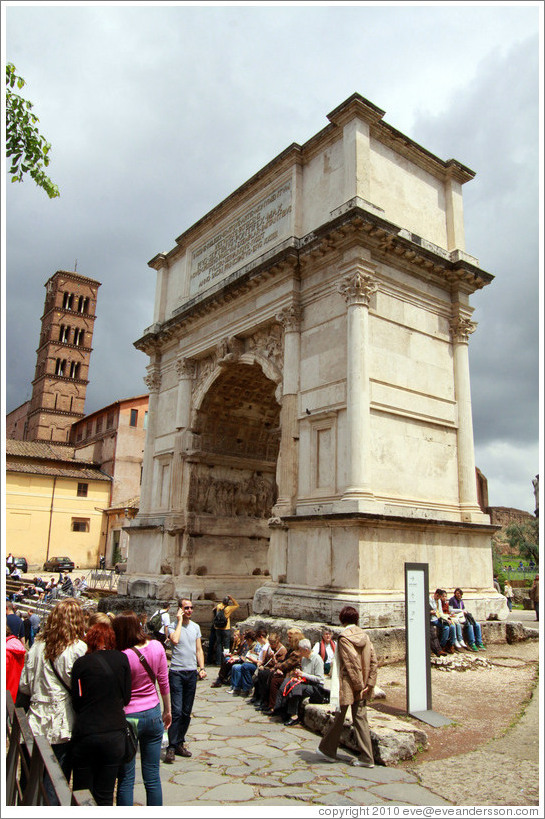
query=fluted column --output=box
[338,265,377,499]
[175,356,196,430]
[139,361,161,515]
[273,303,302,515]
[450,315,481,518]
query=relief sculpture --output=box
[188,469,275,518]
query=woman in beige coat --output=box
[317,606,377,767]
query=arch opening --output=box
[185,362,281,578]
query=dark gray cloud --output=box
[3,4,540,510]
[411,36,540,447]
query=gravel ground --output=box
[375,637,541,806]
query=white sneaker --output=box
[352,759,375,768]
[454,641,462,649]
[316,747,337,762]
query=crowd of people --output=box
[206,608,376,767]
[7,564,539,805]
[8,598,172,806]
[6,589,381,803]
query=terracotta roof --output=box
[106,496,140,512]
[5,439,110,482]
[5,440,79,461]
[6,458,111,481]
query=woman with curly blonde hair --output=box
[18,598,87,804]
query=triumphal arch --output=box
[122,93,503,625]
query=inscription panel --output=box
[189,180,292,295]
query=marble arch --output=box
[124,94,505,624]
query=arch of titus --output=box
[122,94,504,626]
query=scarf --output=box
[318,639,336,661]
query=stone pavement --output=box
[132,682,451,808]
[129,624,540,809]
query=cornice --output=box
[36,343,93,356]
[135,246,299,354]
[31,374,90,388]
[41,306,97,323]
[48,270,102,288]
[26,406,85,420]
[134,204,493,357]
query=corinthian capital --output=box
[176,356,196,379]
[276,303,303,332]
[338,271,377,307]
[449,317,477,343]
[144,367,161,393]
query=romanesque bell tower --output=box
[25,270,101,443]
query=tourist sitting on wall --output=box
[429,622,447,657]
[211,628,251,688]
[440,591,468,650]
[448,588,486,651]
[429,589,456,653]
[229,628,269,696]
[250,632,288,708]
[261,627,305,715]
[44,578,59,602]
[9,565,22,580]
[272,638,326,726]
[61,573,74,596]
[312,628,336,676]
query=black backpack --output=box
[213,607,228,629]
[149,610,164,633]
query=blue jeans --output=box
[167,669,197,749]
[240,662,258,692]
[117,704,164,807]
[230,662,255,691]
[431,618,453,646]
[465,621,483,645]
[453,622,464,643]
[44,742,71,805]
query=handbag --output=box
[308,684,331,705]
[123,717,139,764]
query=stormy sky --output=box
[3,3,541,513]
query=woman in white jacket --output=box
[18,598,87,803]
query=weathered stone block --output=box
[302,703,428,766]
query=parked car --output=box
[12,557,28,574]
[43,556,75,573]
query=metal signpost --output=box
[405,562,451,727]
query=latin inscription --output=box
[189,180,292,295]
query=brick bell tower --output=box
[25,270,101,443]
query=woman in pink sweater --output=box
[112,611,171,806]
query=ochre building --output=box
[5,440,111,570]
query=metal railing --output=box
[6,692,96,806]
[85,568,119,592]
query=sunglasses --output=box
[183,605,193,610]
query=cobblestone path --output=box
[132,681,450,807]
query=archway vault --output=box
[185,361,281,578]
